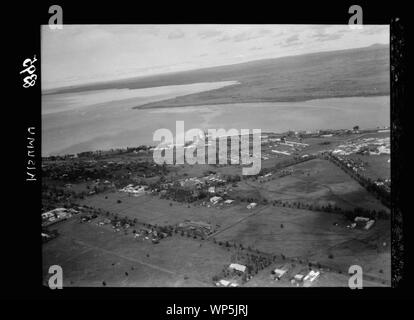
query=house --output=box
[217,279,230,287]
[355,217,370,223]
[210,196,222,204]
[229,263,247,273]
[365,220,375,230]
[224,199,234,204]
[42,208,66,220]
[247,203,257,209]
[304,270,320,283]
[293,274,304,282]
[42,208,72,222]
[208,186,216,194]
[273,268,287,280]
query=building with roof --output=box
[273,268,287,280]
[304,270,320,283]
[210,196,222,204]
[229,263,247,273]
[247,203,257,209]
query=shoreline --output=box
[42,126,390,159]
[133,93,390,110]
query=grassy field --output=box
[231,158,388,211]
[212,205,390,283]
[79,192,256,229]
[245,261,387,287]
[347,154,390,181]
[43,218,235,287]
[43,204,389,287]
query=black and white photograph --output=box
[40,24,391,288]
[6,1,411,306]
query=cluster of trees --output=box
[76,145,153,159]
[269,199,389,220]
[43,159,168,184]
[160,187,201,203]
[175,227,207,240]
[42,184,78,211]
[327,154,390,208]
[100,210,174,239]
[212,248,275,284]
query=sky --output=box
[41,24,389,90]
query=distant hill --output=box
[49,44,390,108]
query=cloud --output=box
[198,30,223,39]
[285,34,299,44]
[274,34,301,48]
[311,31,344,42]
[249,46,263,51]
[232,32,259,42]
[142,26,161,36]
[217,35,232,42]
[168,30,185,39]
[360,26,387,35]
[217,29,274,43]
[257,29,273,36]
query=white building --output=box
[294,274,304,282]
[217,279,230,287]
[304,270,320,283]
[210,196,222,204]
[247,203,257,209]
[229,263,247,273]
[354,217,370,223]
[365,220,375,230]
[273,268,287,280]
[42,208,68,220]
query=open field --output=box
[79,192,256,229]
[346,154,390,181]
[168,162,243,178]
[231,158,388,211]
[213,205,390,283]
[43,218,235,287]
[245,261,387,287]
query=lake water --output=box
[42,82,390,156]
